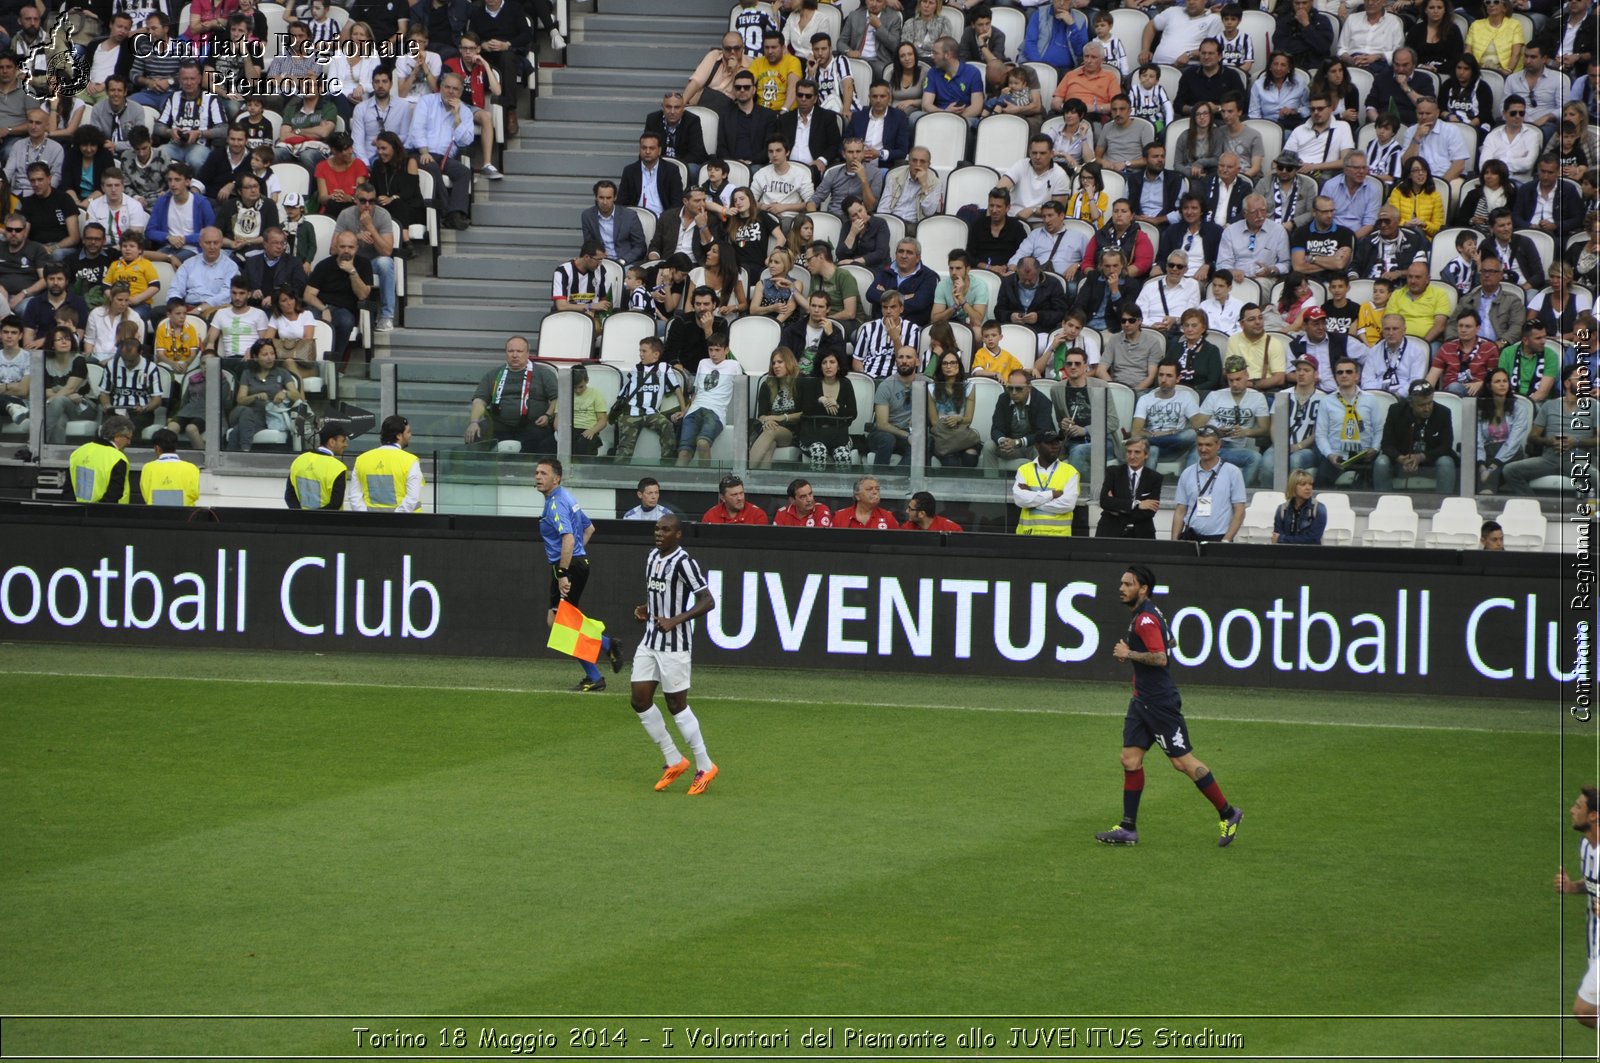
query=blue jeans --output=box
[1067,434,1115,484]
[676,407,723,454]
[867,428,910,465]
[1142,428,1194,466]
[1374,453,1458,494]
[325,305,358,356]
[1189,444,1261,487]
[130,89,170,108]
[161,139,213,169]
[370,255,396,320]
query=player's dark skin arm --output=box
[635,586,714,632]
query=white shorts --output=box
[631,645,692,693]
[1580,955,1599,1006]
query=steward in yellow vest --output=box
[350,414,424,512]
[140,429,202,505]
[68,414,135,504]
[1011,431,1080,536]
[286,423,351,509]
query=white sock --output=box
[636,706,682,764]
[672,706,712,771]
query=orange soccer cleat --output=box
[686,764,719,796]
[655,758,691,792]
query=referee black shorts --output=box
[1122,696,1194,758]
[548,556,592,610]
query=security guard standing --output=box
[286,423,352,509]
[1012,430,1080,536]
[68,414,135,504]
[350,414,424,513]
[140,428,202,506]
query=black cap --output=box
[1036,429,1063,444]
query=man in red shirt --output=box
[834,475,900,529]
[772,477,833,526]
[442,33,504,180]
[702,474,769,524]
[901,490,962,531]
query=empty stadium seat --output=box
[1362,493,1419,547]
[1238,489,1280,544]
[1426,496,1482,548]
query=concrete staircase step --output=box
[579,13,728,38]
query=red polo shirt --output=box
[902,515,962,531]
[774,502,834,527]
[702,501,769,525]
[835,506,900,529]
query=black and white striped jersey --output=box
[643,546,709,654]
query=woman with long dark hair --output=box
[1453,158,1515,230]
[1388,155,1444,237]
[1406,0,1464,74]
[369,131,424,257]
[1440,54,1495,134]
[889,41,927,112]
[925,347,980,467]
[798,349,858,469]
[701,239,749,314]
[1475,367,1530,493]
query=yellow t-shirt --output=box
[748,54,802,111]
[104,258,160,300]
[1354,300,1387,346]
[155,319,204,371]
[1224,332,1287,379]
[971,345,1024,381]
[1387,285,1451,338]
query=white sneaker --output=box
[480,163,503,180]
[376,317,394,332]
[549,29,566,49]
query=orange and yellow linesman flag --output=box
[548,601,606,663]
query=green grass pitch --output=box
[0,644,1594,1061]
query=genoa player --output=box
[1096,565,1243,848]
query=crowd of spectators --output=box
[532,0,1597,509]
[1,0,563,448]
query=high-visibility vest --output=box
[140,456,201,506]
[353,445,423,512]
[68,440,130,504]
[288,449,347,509]
[1015,460,1079,536]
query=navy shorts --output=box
[1122,696,1194,758]
[548,556,592,610]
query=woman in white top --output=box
[265,287,320,376]
[84,283,140,361]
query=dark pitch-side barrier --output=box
[0,504,1584,700]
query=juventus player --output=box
[631,514,719,795]
[1555,786,1600,1027]
[1096,565,1243,848]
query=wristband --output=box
[556,567,569,578]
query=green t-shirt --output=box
[811,266,861,322]
[1498,341,1560,395]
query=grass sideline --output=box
[0,643,1591,1061]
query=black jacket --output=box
[1096,464,1164,538]
[619,159,684,214]
[644,109,709,166]
[993,273,1069,335]
[780,315,848,373]
[716,103,776,165]
[989,389,1056,447]
[775,107,843,170]
[1380,401,1455,464]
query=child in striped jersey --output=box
[1131,64,1172,136]
[1090,12,1128,79]
[1217,5,1255,76]
[1366,114,1404,189]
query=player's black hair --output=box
[1584,786,1600,817]
[1126,564,1156,593]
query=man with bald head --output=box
[305,230,374,357]
[169,227,240,319]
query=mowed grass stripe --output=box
[2,672,1569,1060]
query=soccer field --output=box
[0,644,1591,1061]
